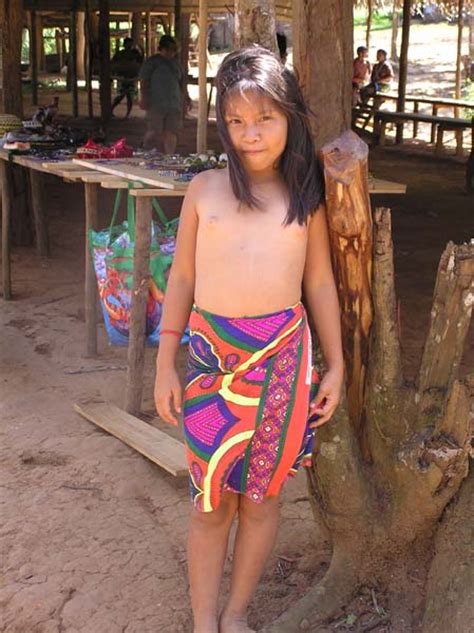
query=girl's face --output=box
[224,91,288,178]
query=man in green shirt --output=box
[139,35,183,153]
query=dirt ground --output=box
[1,109,473,633]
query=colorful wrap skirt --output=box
[183,302,319,513]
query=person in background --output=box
[352,46,370,106]
[277,32,288,65]
[139,34,184,153]
[360,49,394,105]
[111,37,143,119]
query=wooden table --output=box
[0,154,407,477]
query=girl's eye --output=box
[260,115,272,122]
[227,119,241,125]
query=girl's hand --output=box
[309,367,343,428]
[154,367,182,426]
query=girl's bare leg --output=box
[220,495,280,633]
[188,492,239,633]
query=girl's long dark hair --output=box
[215,45,324,225]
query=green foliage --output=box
[353,9,394,31]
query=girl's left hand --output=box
[309,367,343,428]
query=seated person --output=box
[352,46,370,105]
[360,49,394,104]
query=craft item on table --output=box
[0,114,23,136]
[76,137,134,160]
[3,141,31,151]
[90,191,186,346]
[174,152,228,182]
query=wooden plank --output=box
[369,178,406,194]
[74,401,188,477]
[62,170,100,181]
[73,158,189,190]
[41,161,79,172]
[129,188,186,197]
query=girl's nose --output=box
[242,124,260,143]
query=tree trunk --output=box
[264,131,473,633]
[234,0,278,54]
[391,0,401,61]
[366,0,373,49]
[293,0,353,148]
[0,0,24,118]
[263,2,473,630]
[197,0,208,153]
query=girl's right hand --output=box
[154,368,182,427]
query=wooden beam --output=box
[98,0,112,123]
[366,0,373,49]
[196,0,208,153]
[30,11,39,106]
[74,401,188,477]
[396,0,411,144]
[131,11,141,46]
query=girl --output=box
[154,46,343,633]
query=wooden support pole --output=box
[396,0,411,144]
[175,0,181,40]
[77,11,86,81]
[197,0,208,153]
[70,4,79,117]
[125,197,152,415]
[131,11,141,46]
[390,0,400,61]
[84,182,99,357]
[98,0,112,123]
[145,12,152,57]
[30,11,39,106]
[454,0,464,137]
[29,170,49,257]
[180,12,190,119]
[0,161,12,300]
[0,0,24,118]
[85,0,94,118]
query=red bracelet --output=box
[160,329,183,338]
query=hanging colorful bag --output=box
[90,190,183,346]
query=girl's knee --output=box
[191,492,238,528]
[238,494,280,523]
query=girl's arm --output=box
[303,204,344,426]
[154,177,199,425]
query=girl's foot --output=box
[219,613,256,633]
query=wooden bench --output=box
[374,110,474,155]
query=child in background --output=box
[352,45,371,105]
[154,46,344,633]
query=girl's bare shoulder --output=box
[189,167,230,194]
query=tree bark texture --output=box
[366,0,373,49]
[234,0,278,54]
[293,0,353,148]
[264,130,473,632]
[0,0,24,118]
